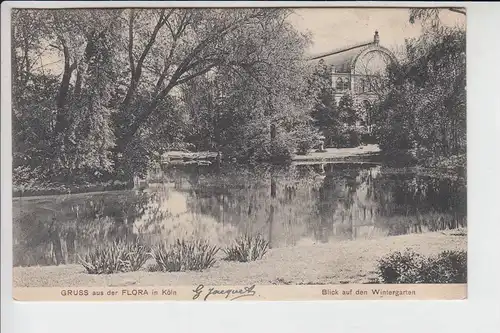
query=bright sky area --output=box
[289,8,466,56]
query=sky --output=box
[288,8,466,57]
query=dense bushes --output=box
[377,249,467,283]
[423,153,466,171]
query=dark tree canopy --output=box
[372,10,466,167]
[12,8,318,182]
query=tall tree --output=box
[12,9,124,180]
[178,12,316,162]
[12,8,318,180]
[113,9,296,149]
[336,93,361,147]
[308,60,339,147]
[373,25,466,162]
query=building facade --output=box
[309,31,397,108]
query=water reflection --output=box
[12,163,466,267]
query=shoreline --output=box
[12,144,464,198]
[13,231,467,287]
[12,146,381,198]
[291,144,381,162]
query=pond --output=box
[12,162,467,267]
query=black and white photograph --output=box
[7,3,467,299]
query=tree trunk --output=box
[66,230,76,263]
[49,224,65,265]
[268,175,276,249]
[54,42,76,137]
[270,123,277,141]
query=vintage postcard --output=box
[6,2,467,301]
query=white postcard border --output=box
[2,1,500,333]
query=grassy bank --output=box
[13,231,466,287]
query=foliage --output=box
[150,239,219,272]
[294,123,323,155]
[307,60,340,147]
[423,153,466,170]
[336,94,363,147]
[373,25,466,166]
[12,8,315,184]
[337,93,358,126]
[121,241,151,272]
[12,9,122,182]
[223,234,269,262]
[79,240,149,274]
[13,165,47,190]
[377,249,467,283]
[409,7,466,30]
[179,18,316,162]
[307,63,364,148]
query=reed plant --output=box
[223,234,269,262]
[150,239,219,272]
[79,240,149,274]
[121,241,150,272]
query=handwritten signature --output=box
[192,284,256,301]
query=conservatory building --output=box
[308,31,397,106]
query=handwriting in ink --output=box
[192,284,256,301]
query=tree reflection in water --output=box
[13,163,466,267]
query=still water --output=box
[13,163,466,267]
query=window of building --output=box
[365,78,372,92]
[336,78,344,90]
[343,79,350,90]
[363,100,372,126]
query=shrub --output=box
[150,239,219,272]
[377,249,467,283]
[348,130,361,147]
[268,132,295,163]
[294,125,323,155]
[419,250,467,283]
[377,249,425,283]
[424,153,466,170]
[360,133,378,145]
[223,234,269,262]
[79,240,149,274]
[296,139,314,155]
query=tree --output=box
[336,93,362,147]
[366,8,466,166]
[178,14,317,162]
[12,9,124,181]
[105,8,318,169]
[12,8,319,181]
[373,26,466,163]
[113,9,298,149]
[409,7,466,29]
[308,60,339,147]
